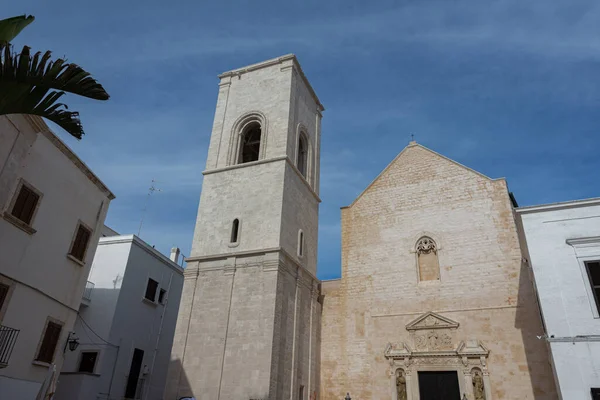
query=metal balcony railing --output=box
[82,281,95,302]
[0,325,19,368]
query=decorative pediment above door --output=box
[406,311,459,331]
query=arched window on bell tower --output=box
[297,133,308,178]
[239,122,262,163]
[416,236,440,281]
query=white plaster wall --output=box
[57,236,184,400]
[0,115,112,398]
[518,202,600,400]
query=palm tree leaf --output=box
[0,15,35,45]
[1,45,109,100]
[0,42,108,139]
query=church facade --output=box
[165,55,558,400]
[320,143,557,399]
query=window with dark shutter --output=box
[78,351,98,373]
[69,224,92,261]
[145,279,158,302]
[585,261,600,313]
[36,321,62,363]
[11,185,40,225]
[0,283,9,311]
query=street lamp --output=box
[63,332,80,353]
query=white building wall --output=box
[55,235,184,400]
[0,115,114,399]
[517,199,600,400]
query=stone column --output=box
[405,369,414,400]
[483,371,492,400]
[463,368,473,400]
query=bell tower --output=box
[166,55,324,400]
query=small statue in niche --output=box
[396,369,407,400]
[472,369,486,400]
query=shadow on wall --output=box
[515,258,558,399]
[164,358,194,400]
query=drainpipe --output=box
[144,271,174,399]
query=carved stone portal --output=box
[385,312,492,400]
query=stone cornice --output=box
[185,246,320,286]
[566,236,600,247]
[516,197,600,214]
[202,156,321,203]
[218,54,324,112]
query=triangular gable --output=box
[406,311,459,331]
[344,142,500,209]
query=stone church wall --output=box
[320,143,557,399]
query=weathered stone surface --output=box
[320,143,558,400]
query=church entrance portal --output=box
[418,371,461,400]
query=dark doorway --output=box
[418,371,461,400]
[125,348,144,399]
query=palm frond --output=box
[0,44,109,139]
[0,15,35,45]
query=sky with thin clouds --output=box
[5,0,600,280]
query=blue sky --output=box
[6,0,600,279]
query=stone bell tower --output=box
[165,55,324,400]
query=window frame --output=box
[0,276,15,323]
[34,317,63,365]
[298,230,305,258]
[228,218,241,248]
[158,288,167,305]
[413,234,442,284]
[67,221,93,266]
[228,112,268,166]
[296,132,309,179]
[3,179,43,235]
[77,350,100,374]
[567,236,600,319]
[238,122,262,164]
[144,278,159,303]
[585,260,600,316]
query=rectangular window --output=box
[158,288,167,304]
[78,351,98,373]
[585,261,600,313]
[592,388,600,399]
[11,184,40,225]
[69,224,92,262]
[36,321,62,363]
[145,278,158,302]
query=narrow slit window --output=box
[239,123,261,163]
[297,134,308,178]
[231,219,240,243]
[298,230,304,257]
